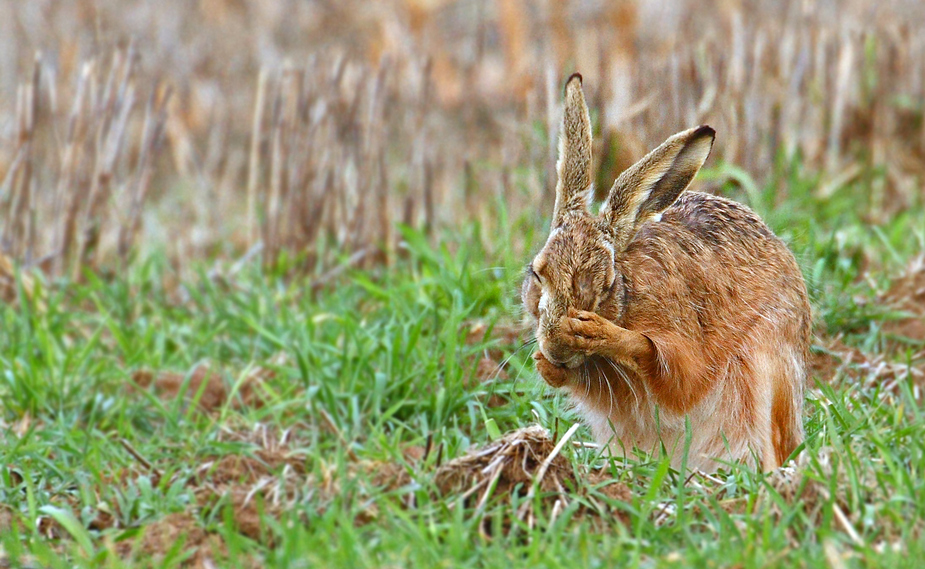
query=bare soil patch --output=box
[465,320,531,359]
[104,421,421,562]
[130,355,285,412]
[121,513,219,560]
[810,336,865,383]
[464,319,531,407]
[881,255,925,345]
[811,333,924,401]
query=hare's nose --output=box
[544,349,583,369]
[539,332,583,369]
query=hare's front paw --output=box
[562,309,620,356]
[533,351,572,388]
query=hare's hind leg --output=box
[770,346,805,467]
[747,346,804,471]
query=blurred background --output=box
[1,0,924,278]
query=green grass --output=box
[1,159,924,568]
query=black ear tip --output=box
[695,124,716,139]
[565,72,583,92]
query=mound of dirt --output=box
[434,425,631,532]
[435,425,572,497]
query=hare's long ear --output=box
[601,125,714,247]
[552,73,593,226]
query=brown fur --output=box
[523,76,810,472]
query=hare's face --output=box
[522,217,623,368]
[524,73,714,370]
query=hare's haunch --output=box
[522,74,810,472]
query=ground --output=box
[0,164,924,567]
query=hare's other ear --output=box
[601,125,715,246]
[552,73,593,226]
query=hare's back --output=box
[666,192,781,253]
[633,191,796,270]
[622,191,808,330]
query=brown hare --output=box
[522,74,811,472]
